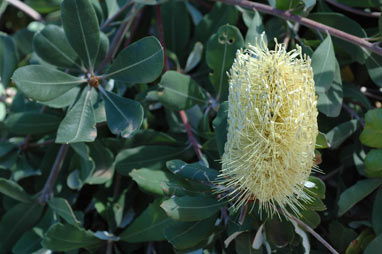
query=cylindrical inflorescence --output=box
[216,35,318,217]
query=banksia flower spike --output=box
[216,35,318,218]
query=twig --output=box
[155,4,204,161]
[325,0,380,18]
[27,139,55,149]
[342,103,365,127]
[97,5,137,73]
[212,0,382,56]
[123,9,143,48]
[179,111,204,161]
[155,5,169,71]
[5,0,43,21]
[100,0,134,30]
[38,144,69,204]
[106,240,113,254]
[320,166,344,181]
[287,213,339,254]
[362,91,382,101]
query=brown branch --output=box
[123,8,143,48]
[5,0,43,21]
[325,0,380,18]
[26,139,55,149]
[100,1,134,30]
[212,0,382,56]
[288,213,339,254]
[97,5,138,73]
[38,144,69,204]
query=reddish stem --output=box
[155,5,169,71]
[123,9,143,48]
[155,4,203,161]
[179,111,204,161]
[213,0,382,56]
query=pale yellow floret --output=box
[216,35,318,218]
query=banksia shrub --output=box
[216,36,318,217]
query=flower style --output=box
[216,35,318,217]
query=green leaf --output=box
[244,10,265,46]
[166,160,218,183]
[0,202,44,252]
[302,196,327,211]
[33,25,82,70]
[317,59,343,117]
[326,119,359,149]
[12,65,85,102]
[302,0,316,9]
[101,89,143,138]
[12,230,42,254]
[337,179,382,216]
[365,52,382,87]
[311,34,336,93]
[365,149,382,178]
[48,197,80,225]
[265,217,294,248]
[372,188,382,235]
[41,86,81,109]
[85,141,114,185]
[42,223,102,251]
[212,101,228,156]
[184,42,203,73]
[115,145,188,175]
[206,24,244,101]
[161,0,190,56]
[0,140,16,157]
[129,167,192,196]
[0,32,18,87]
[309,13,366,63]
[329,221,357,253]
[95,32,109,67]
[164,214,217,249]
[5,112,61,135]
[0,178,33,203]
[161,196,224,222]
[360,108,382,148]
[56,87,97,143]
[365,234,382,254]
[158,71,207,111]
[25,0,61,13]
[235,232,262,254]
[300,210,321,229]
[61,0,100,70]
[304,176,326,199]
[71,142,95,182]
[195,2,238,42]
[120,199,172,242]
[315,132,329,149]
[104,36,163,84]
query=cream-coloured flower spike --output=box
[217,35,318,218]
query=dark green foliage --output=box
[1,0,382,253]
